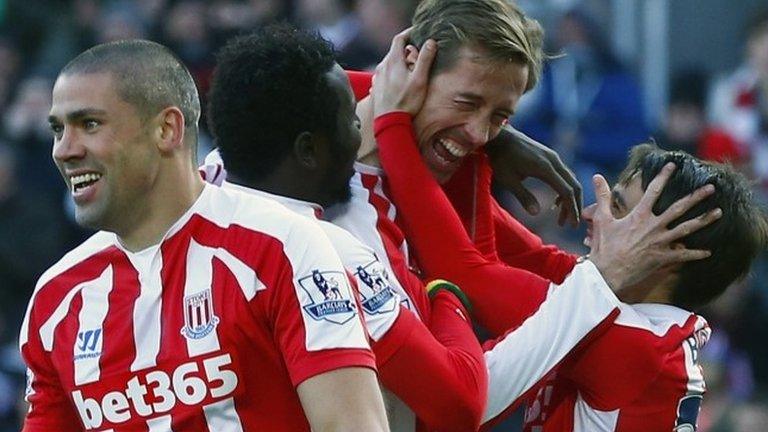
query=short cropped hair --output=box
[618,143,768,310]
[61,40,201,142]
[409,0,544,92]
[207,24,338,183]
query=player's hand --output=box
[486,127,582,226]
[371,27,437,117]
[588,163,721,298]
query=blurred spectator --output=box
[208,0,287,42]
[657,70,746,163]
[338,0,417,70]
[710,8,768,200]
[0,37,20,115]
[515,8,648,203]
[0,142,67,345]
[296,0,359,52]
[3,76,63,201]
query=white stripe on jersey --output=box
[328,169,419,317]
[129,249,164,372]
[184,239,223,357]
[573,393,619,432]
[203,398,244,432]
[214,248,266,301]
[40,272,104,352]
[683,316,708,396]
[74,265,114,385]
[146,415,173,431]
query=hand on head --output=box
[371,27,437,117]
[587,163,722,298]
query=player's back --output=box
[20,185,373,432]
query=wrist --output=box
[426,279,473,313]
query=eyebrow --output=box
[611,189,626,211]
[455,92,515,116]
[48,108,107,124]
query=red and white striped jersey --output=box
[523,303,710,432]
[20,184,375,432]
[328,160,623,427]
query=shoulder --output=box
[197,185,331,246]
[33,231,117,294]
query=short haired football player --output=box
[368,19,766,432]
[21,40,389,432]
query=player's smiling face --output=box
[49,72,160,233]
[411,45,529,184]
[582,173,645,247]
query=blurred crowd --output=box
[0,0,766,430]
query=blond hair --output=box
[409,0,544,92]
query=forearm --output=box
[481,261,621,425]
[376,292,487,431]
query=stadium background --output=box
[0,0,766,430]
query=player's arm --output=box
[490,198,578,284]
[375,290,487,431]
[337,231,486,431]
[256,216,388,431]
[20,304,83,432]
[298,367,388,432]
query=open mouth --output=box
[70,172,102,195]
[432,138,469,165]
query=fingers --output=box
[411,40,437,85]
[636,162,676,213]
[507,178,541,215]
[660,207,722,243]
[390,27,412,52]
[592,174,612,219]
[551,157,582,223]
[657,184,716,225]
[661,248,712,264]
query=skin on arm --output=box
[297,367,389,432]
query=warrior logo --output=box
[300,270,356,324]
[75,329,103,361]
[355,260,397,315]
[181,290,220,340]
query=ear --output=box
[405,44,419,72]
[155,107,186,153]
[293,131,321,169]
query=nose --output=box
[52,128,85,163]
[464,116,491,149]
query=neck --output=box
[118,158,205,252]
[356,95,380,167]
[622,270,677,305]
[235,169,323,207]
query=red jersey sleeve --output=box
[260,219,376,387]
[374,112,550,336]
[21,308,83,432]
[375,292,487,431]
[491,199,578,284]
